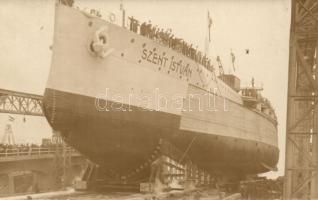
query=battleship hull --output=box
[43,5,279,180]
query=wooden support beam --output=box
[298,1,318,23]
[297,0,318,24]
[296,43,318,92]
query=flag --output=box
[120,0,124,10]
[8,115,15,122]
[216,56,221,62]
[208,11,213,29]
[216,56,224,75]
[230,51,235,71]
[61,0,74,7]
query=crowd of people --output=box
[128,17,215,72]
[0,144,36,154]
[0,143,63,155]
[239,177,283,200]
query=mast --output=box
[120,0,125,28]
[204,11,212,55]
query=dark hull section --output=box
[43,88,279,179]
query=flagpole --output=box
[230,50,236,72]
[205,10,212,56]
[208,11,211,42]
[120,0,125,28]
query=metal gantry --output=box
[284,0,318,199]
[2,124,15,145]
[0,88,72,189]
[0,88,43,116]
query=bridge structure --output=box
[0,146,80,162]
[0,88,87,196]
[284,0,318,199]
[0,88,43,116]
[0,146,86,196]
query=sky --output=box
[0,0,291,178]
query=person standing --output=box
[128,16,135,31]
[128,16,139,33]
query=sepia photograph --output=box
[0,0,317,199]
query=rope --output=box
[213,70,223,97]
[178,135,198,164]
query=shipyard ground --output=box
[0,188,240,200]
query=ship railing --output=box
[0,146,77,158]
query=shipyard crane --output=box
[0,88,71,189]
[284,0,318,199]
[2,123,15,145]
[0,89,42,145]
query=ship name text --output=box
[141,48,192,78]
